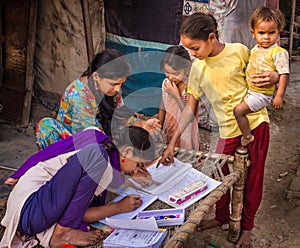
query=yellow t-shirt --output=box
[247,44,290,96]
[187,43,269,139]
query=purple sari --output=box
[11,128,125,232]
[10,128,124,189]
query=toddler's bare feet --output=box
[235,230,252,248]
[50,224,102,248]
[5,178,19,186]
[241,134,254,147]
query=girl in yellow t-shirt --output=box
[159,12,279,248]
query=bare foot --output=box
[197,218,223,231]
[5,178,19,186]
[235,230,252,248]
[50,224,102,248]
[241,134,254,147]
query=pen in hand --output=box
[114,191,142,211]
[156,156,162,168]
[116,188,141,200]
[108,187,139,199]
[116,188,129,196]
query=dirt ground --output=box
[0,60,299,247]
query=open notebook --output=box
[99,194,158,224]
[127,158,221,208]
[103,218,167,248]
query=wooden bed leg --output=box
[227,147,249,243]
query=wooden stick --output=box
[0,165,17,171]
[22,0,38,125]
[227,147,249,243]
[289,0,296,55]
[81,0,94,63]
[0,5,2,86]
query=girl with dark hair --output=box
[34,49,161,151]
[6,49,160,187]
[158,45,199,150]
[1,126,156,247]
[159,12,280,247]
[36,49,130,150]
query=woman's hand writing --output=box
[115,195,142,213]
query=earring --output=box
[94,81,99,90]
[121,156,126,163]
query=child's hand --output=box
[116,195,142,212]
[143,118,161,136]
[145,118,161,130]
[156,144,175,168]
[133,118,161,135]
[273,95,283,109]
[163,80,180,98]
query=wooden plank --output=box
[289,0,296,55]
[21,0,37,125]
[81,0,94,64]
[0,0,30,123]
[0,5,2,86]
[228,147,249,243]
[0,88,24,122]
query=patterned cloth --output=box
[36,78,124,150]
[209,0,265,49]
[161,79,199,150]
[182,0,209,16]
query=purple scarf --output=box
[10,128,124,188]
[10,128,125,232]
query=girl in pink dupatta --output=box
[158,45,199,150]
